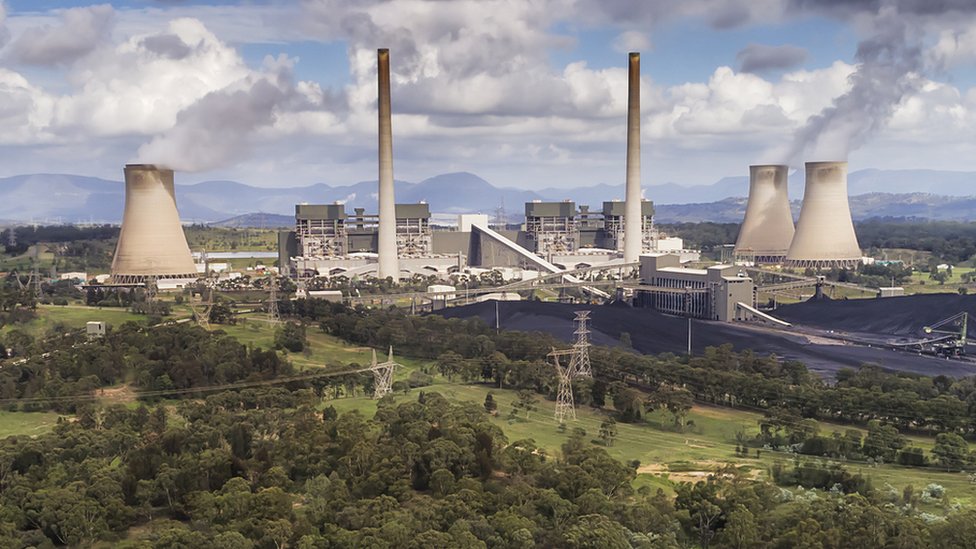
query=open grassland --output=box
[2,304,149,338]
[0,411,63,438]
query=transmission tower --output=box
[550,350,577,422]
[548,310,594,422]
[145,275,158,305]
[494,197,506,228]
[193,276,215,330]
[267,276,280,325]
[572,310,592,378]
[369,346,400,399]
[29,246,41,299]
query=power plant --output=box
[110,164,197,284]
[277,50,690,284]
[785,161,862,269]
[734,165,794,263]
[96,49,872,321]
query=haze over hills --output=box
[1,169,974,224]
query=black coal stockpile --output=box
[775,293,976,336]
[436,300,976,379]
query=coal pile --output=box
[436,300,976,379]
[774,293,976,337]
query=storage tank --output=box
[110,164,198,284]
[734,165,794,263]
[785,161,861,269]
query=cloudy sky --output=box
[1,0,976,190]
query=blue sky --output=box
[1,0,976,190]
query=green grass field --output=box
[2,304,150,338]
[0,411,64,438]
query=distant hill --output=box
[1,169,975,224]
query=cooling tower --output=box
[785,161,862,269]
[376,48,399,279]
[733,165,794,263]
[110,164,197,284]
[623,52,642,264]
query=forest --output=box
[2,301,976,545]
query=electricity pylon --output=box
[548,310,593,423]
[267,276,280,325]
[369,346,400,398]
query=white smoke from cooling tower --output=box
[376,48,399,279]
[785,161,862,269]
[623,52,642,264]
[733,165,794,263]
[110,164,198,284]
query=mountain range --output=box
[1,169,974,225]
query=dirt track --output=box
[436,298,976,379]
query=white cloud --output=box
[612,30,651,53]
[5,4,114,66]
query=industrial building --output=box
[110,164,198,284]
[634,254,754,322]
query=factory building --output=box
[634,254,754,322]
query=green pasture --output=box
[0,411,64,438]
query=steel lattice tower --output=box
[370,346,400,398]
[268,276,280,325]
[572,310,592,378]
[552,352,577,422]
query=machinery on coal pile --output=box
[891,312,969,358]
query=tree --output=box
[599,417,617,447]
[932,433,969,472]
[274,321,306,352]
[484,393,498,415]
[721,505,759,549]
[510,390,538,420]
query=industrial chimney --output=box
[733,165,794,263]
[785,161,862,269]
[110,164,198,284]
[376,48,399,280]
[623,51,642,264]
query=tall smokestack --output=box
[110,164,197,284]
[734,165,794,263]
[785,161,861,269]
[623,52,642,263]
[377,48,399,279]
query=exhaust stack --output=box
[733,165,794,263]
[110,164,197,284]
[785,161,861,269]
[623,52,642,263]
[376,48,399,279]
